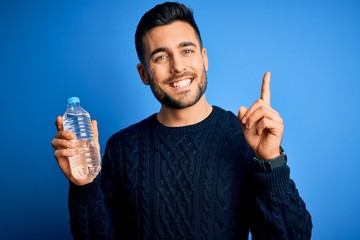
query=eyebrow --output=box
[150,47,167,57]
[149,41,197,57]
[179,41,197,48]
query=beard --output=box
[148,67,207,109]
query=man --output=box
[52,2,312,239]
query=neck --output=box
[157,95,213,127]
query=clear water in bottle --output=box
[63,97,101,179]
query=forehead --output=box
[143,21,199,52]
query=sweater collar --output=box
[149,106,222,135]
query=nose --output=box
[170,55,186,74]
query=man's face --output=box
[138,21,209,109]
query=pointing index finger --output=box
[260,72,271,104]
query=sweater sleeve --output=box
[68,178,114,239]
[68,135,126,240]
[249,164,312,240]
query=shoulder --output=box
[107,113,157,145]
[212,106,242,130]
[210,106,245,144]
[213,106,254,164]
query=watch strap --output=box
[253,147,287,172]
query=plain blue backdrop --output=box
[1,0,359,239]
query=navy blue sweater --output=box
[68,106,312,239]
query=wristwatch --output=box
[253,147,287,172]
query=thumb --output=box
[238,106,247,126]
[91,119,101,153]
[91,120,100,154]
[55,116,63,132]
[91,120,99,142]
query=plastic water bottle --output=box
[63,97,101,179]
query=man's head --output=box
[135,2,203,65]
[135,2,208,110]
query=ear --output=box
[137,63,150,85]
[201,48,209,71]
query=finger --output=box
[91,120,101,153]
[238,106,247,123]
[51,137,75,150]
[260,72,271,104]
[245,105,280,129]
[238,106,248,130]
[256,116,283,136]
[240,99,267,126]
[91,120,98,141]
[54,148,75,159]
[54,130,75,140]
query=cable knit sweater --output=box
[68,106,312,239]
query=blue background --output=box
[1,0,359,239]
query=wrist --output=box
[253,147,287,172]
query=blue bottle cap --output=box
[66,97,80,105]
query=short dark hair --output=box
[135,2,203,64]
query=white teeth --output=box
[172,79,191,88]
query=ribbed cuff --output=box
[68,177,103,208]
[253,165,291,196]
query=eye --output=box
[183,49,194,55]
[155,55,168,62]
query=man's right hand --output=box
[51,116,100,185]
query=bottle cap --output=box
[66,97,80,105]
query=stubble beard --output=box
[149,67,207,109]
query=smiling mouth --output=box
[170,79,192,88]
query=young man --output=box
[52,2,312,239]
